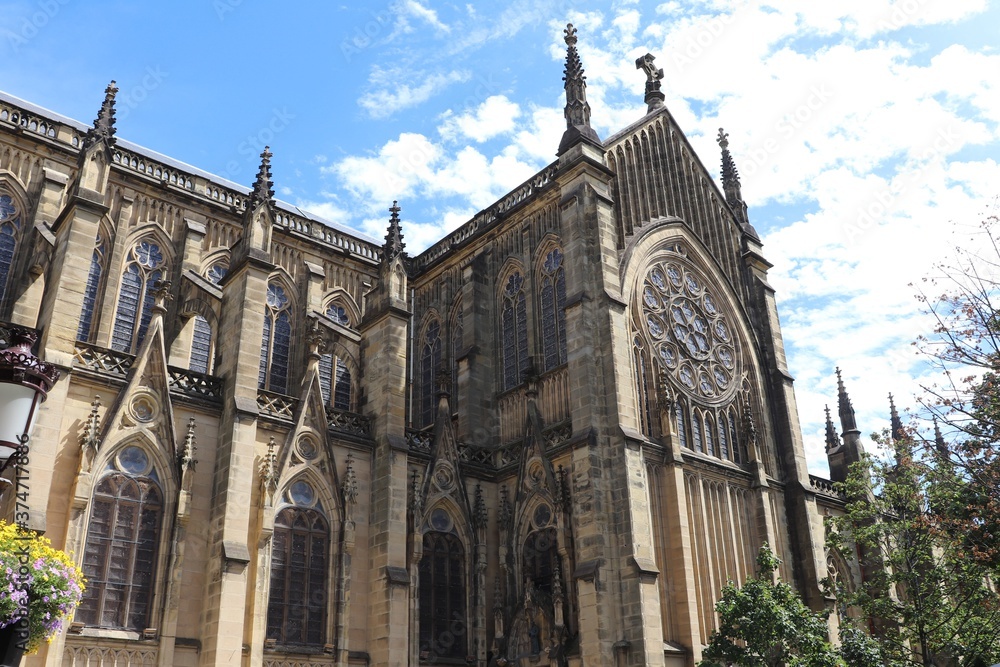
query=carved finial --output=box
[307,318,326,360]
[249,147,275,210]
[743,398,758,451]
[436,365,452,398]
[493,576,503,612]
[84,81,118,150]
[384,200,406,262]
[152,280,173,316]
[474,484,488,529]
[260,436,279,503]
[656,368,674,412]
[552,561,563,601]
[836,367,858,433]
[558,24,601,155]
[180,417,197,472]
[343,452,359,507]
[635,53,665,112]
[79,395,102,472]
[523,357,540,399]
[824,405,840,453]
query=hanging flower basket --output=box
[0,521,85,655]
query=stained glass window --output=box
[420,319,442,427]
[111,240,165,353]
[540,248,567,371]
[0,194,20,307]
[77,452,162,631]
[718,414,730,461]
[319,354,353,411]
[675,400,688,449]
[326,302,350,327]
[206,263,227,285]
[419,531,466,660]
[189,315,212,374]
[692,411,703,453]
[259,283,292,393]
[501,272,528,391]
[78,235,106,341]
[704,414,715,457]
[266,506,329,646]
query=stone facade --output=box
[0,26,858,667]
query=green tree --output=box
[829,432,1000,667]
[699,544,845,667]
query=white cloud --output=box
[359,67,470,119]
[439,95,522,143]
[399,0,450,33]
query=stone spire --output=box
[824,405,840,452]
[836,367,858,434]
[557,23,601,156]
[635,53,665,113]
[84,80,118,150]
[716,128,749,226]
[249,147,275,210]
[889,393,905,442]
[932,417,948,458]
[384,200,406,262]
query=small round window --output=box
[429,508,452,532]
[533,504,552,528]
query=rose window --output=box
[641,260,739,403]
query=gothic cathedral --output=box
[0,25,856,667]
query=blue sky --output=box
[3,0,999,475]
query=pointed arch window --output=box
[501,272,528,391]
[319,353,353,411]
[0,194,23,308]
[419,518,466,660]
[259,283,292,393]
[704,414,716,457]
[189,315,213,374]
[524,527,560,595]
[111,240,166,353]
[420,318,442,427]
[77,234,106,342]
[267,482,329,646]
[675,400,688,449]
[77,445,163,631]
[633,334,654,437]
[540,248,567,371]
[691,411,704,453]
[718,415,730,461]
[729,410,742,464]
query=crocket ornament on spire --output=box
[249,147,275,211]
[84,80,119,150]
[384,200,406,262]
[557,23,601,156]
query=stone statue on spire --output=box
[557,23,601,156]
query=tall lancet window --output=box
[500,271,528,391]
[267,480,329,646]
[420,318,442,427]
[77,445,163,631]
[540,248,567,371]
[189,315,213,374]
[77,234,106,342]
[319,353,353,411]
[111,240,165,353]
[0,194,22,308]
[418,509,466,660]
[259,282,292,393]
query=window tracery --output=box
[267,479,329,646]
[420,318,442,427]
[326,301,351,327]
[418,510,466,660]
[0,194,21,307]
[77,445,163,631]
[540,248,567,371]
[319,353,353,411]
[259,282,292,393]
[111,240,166,353]
[205,262,227,285]
[78,234,106,342]
[501,271,528,391]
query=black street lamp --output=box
[0,326,59,481]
